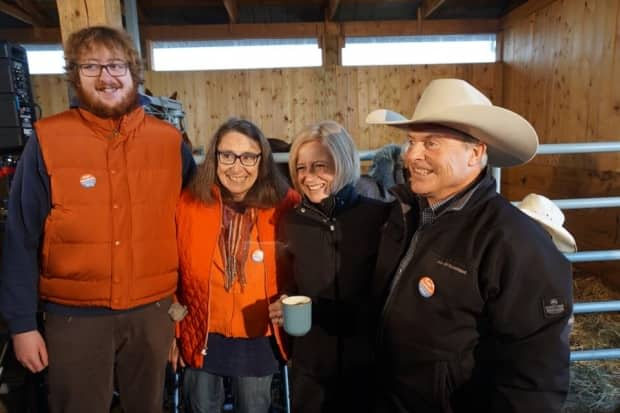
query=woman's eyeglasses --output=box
[217,151,261,166]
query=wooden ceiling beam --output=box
[419,0,446,19]
[135,0,148,24]
[500,0,558,29]
[0,27,61,43]
[0,18,500,45]
[341,18,500,36]
[222,0,239,23]
[325,0,340,21]
[142,19,499,41]
[0,0,35,25]
[141,0,220,7]
[142,22,325,41]
[15,0,51,26]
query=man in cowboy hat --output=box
[367,79,572,413]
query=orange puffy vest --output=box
[36,107,183,309]
[175,188,299,368]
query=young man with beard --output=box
[366,79,572,413]
[0,26,195,412]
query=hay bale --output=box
[565,274,620,413]
[566,361,619,413]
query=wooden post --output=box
[322,23,342,68]
[320,23,342,125]
[55,0,124,105]
[56,0,123,46]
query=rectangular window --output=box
[152,39,322,71]
[23,44,65,74]
[342,34,496,66]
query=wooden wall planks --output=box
[31,64,500,151]
[501,0,620,288]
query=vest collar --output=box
[77,106,145,137]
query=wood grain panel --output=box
[32,63,500,152]
[503,0,620,167]
[502,0,620,286]
[56,0,123,45]
[30,75,69,119]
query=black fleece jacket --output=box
[278,184,390,382]
[373,173,573,413]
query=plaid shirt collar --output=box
[416,170,487,227]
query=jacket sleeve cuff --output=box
[7,316,38,335]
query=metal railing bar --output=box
[570,348,620,361]
[573,300,620,314]
[285,142,620,162]
[359,142,620,160]
[273,152,290,163]
[510,197,620,209]
[564,250,620,262]
[537,142,620,154]
[277,150,386,163]
[553,197,620,209]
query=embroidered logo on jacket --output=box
[436,259,467,275]
[542,297,567,318]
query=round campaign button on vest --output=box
[80,173,97,188]
[418,276,435,298]
[251,249,264,263]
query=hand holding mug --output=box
[268,295,287,326]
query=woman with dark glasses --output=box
[170,118,299,413]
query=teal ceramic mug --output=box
[282,295,312,336]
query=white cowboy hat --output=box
[516,193,577,253]
[366,78,539,167]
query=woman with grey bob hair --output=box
[287,120,360,196]
[269,120,390,412]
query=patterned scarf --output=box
[219,204,256,291]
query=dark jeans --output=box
[44,298,174,413]
[183,368,273,413]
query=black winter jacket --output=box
[373,174,572,413]
[278,185,390,411]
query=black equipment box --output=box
[0,42,36,152]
